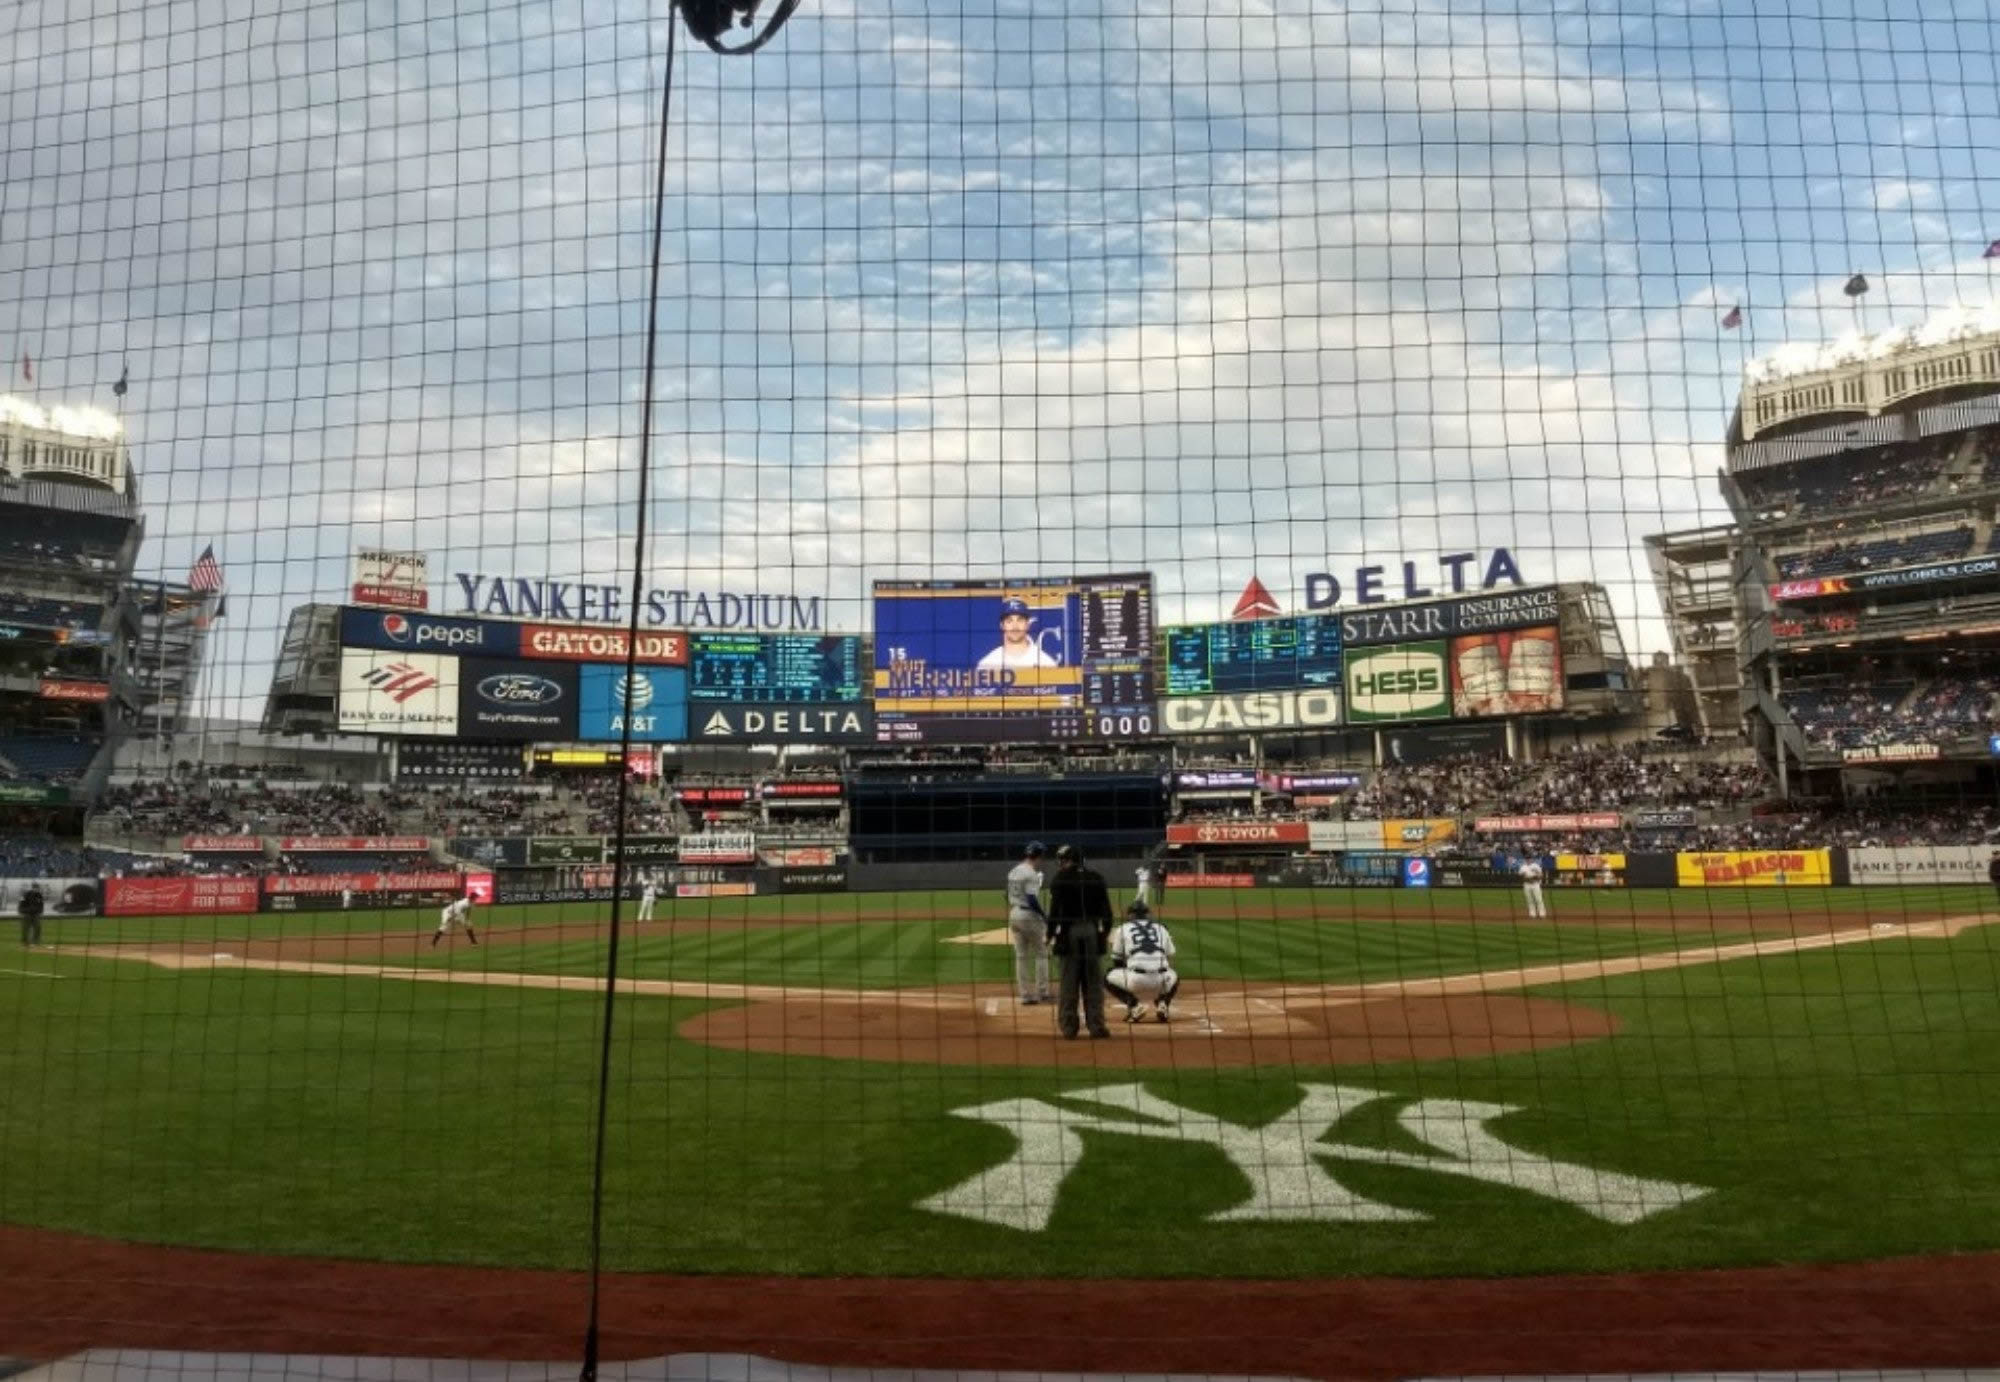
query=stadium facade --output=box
[1714,310,2000,795]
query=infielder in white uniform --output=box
[1105,901,1179,1022]
[637,879,658,921]
[1005,841,1051,1005]
[1519,857,1548,919]
[433,895,479,947]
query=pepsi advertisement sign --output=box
[341,607,516,657]
[578,664,688,742]
[1402,856,1432,889]
[458,658,578,740]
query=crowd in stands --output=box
[1338,747,1771,820]
[0,735,100,786]
[1783,673,2000,751]
[1470,801,2000,855]
[1775,525,1973,580]
[1738,434,1967,522]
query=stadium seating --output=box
[1737,435,1962,519]
[0,594,104,630]
[0,735,100,784]
[274,851,436,875]
[1780,683,1915,749]
[1775,526,1973,579]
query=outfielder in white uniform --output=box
[1519,859,1548,919]
[1005,841,1051,1005]
[340,887,353,911]
[1105,902,1179,1022]
[433,896,479,947]
[637,880,658,921]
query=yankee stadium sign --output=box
[454,573,824,631]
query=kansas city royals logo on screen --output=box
[578,664,687,742]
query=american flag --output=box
[188,545,225,593]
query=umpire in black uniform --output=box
[18,884,45,948]
[1046,844,1114,1039]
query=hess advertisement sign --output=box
[1343,642,1449,722]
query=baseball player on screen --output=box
[433,893,479,947]
[978,598,1060,671]
[1518,855,1548,919]
[1105,900,1179,1022]
[1005,841,1052,1005]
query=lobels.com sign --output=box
[1303,548,1525,611]
[454,574,823,631]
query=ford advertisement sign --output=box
[341,607,517,657]
[457,658,578,739]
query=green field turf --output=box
[2,885,1996,1279]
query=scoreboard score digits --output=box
[1165,613,1344,697]
[689,633,865,704]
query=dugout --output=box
[846,773,1165,863]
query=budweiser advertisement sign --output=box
[1164,821,1310,846]
[679,831,759,863]
[277,836,432,852]
[265,873,463,895]
[39,679,110,702]
[103,876,261,917]
[182,835,266,853]
[1473,814,1622,834]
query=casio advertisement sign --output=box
[457,659,577,739]
[341,607,514,656]
[693,702,875,743]
[1161,689,1342,735]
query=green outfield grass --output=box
[2,884,1996,1279]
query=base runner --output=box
[433,894,479,947]
[1105,901,1179,1023]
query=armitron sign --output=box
[1161,689,1341,735]
[1165,821,1309,846]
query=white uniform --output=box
[1519,861,1547,919]
[637,882,658,921]
[340,888,353,910]
[436,897,474,936]
[978,641,1058,671]
[1134,865,1154,908]
[1106,916,1179,1019]
[1005,860,1050,1003]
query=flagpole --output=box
[194,593,219,772]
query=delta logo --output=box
[362,661,440,703]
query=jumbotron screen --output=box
[688,633,865,704]
[870,573,1155,742]
[1163,613,1344,696]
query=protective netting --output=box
[4,0,2000,1373]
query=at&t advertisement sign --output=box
[577,665,689,742]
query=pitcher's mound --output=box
[679,985,1616,1069]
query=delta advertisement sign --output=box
[1302,548,1526,611]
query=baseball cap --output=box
[1000,597,1032,617]
[1024,840,1047,857]
[1055,844,1081,862]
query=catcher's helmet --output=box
[1055,844,1082,863]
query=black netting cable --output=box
[582,8,680,1379]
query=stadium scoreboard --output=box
[871,572,1156,742]
[1165,613,1344,696]
[689,633,864,704]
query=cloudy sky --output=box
[4,0,2000,712]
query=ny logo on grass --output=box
[920,1083,1709,1232]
